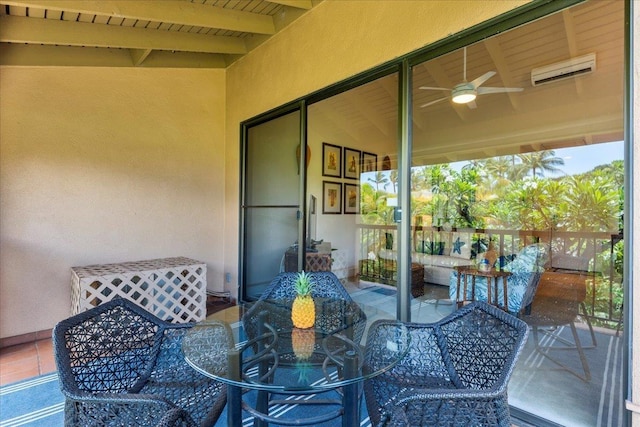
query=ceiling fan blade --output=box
[466,100,477,109]
[470,71,496,88]
[477,86,524,94]
[419,97,448,108]
[419,86,450,91]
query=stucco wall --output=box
[0,68,226,338]
[224,0,529,295]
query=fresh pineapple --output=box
[291,271,315,329]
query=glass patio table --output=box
[182,298,410,427]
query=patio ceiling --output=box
[0,0,319,68]
[0,0,624,163]
[309,0,624,166]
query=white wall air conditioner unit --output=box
[531,53,596,86]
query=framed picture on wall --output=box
[323,181,342,214]
[362,152,377,172]
[343,147,361,179]
[322,143,342,177]
[344,183,360,214]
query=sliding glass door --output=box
[409,2,624,425]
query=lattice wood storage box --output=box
[71,257,207,323]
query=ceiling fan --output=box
[419,46,523,108]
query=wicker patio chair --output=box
[53,298,228,427]
[242,271,367,362]
[363,301,528,427]
[522,268,597,382]
[259,271,353,301]
[448,243,549,315]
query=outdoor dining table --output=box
[182,298,410,427]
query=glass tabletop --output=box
[182,298,410,393]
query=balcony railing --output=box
[357,224,623,329]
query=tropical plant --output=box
[517,150,565,177]
[367,171,389,192]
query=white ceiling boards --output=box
[0,0,317,68]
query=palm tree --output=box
[367,171,389,192]
[484,156,512,181]
[518,150,565,177]
[389,170,399,193]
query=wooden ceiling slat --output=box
[1,0,276,34]
[44,8,61,20]
[26,6,43,18]
[107,16,125,26]
[0,15,247,54]
[265,0,312,10]
[134,20,152,28]
[0,42,228,67]
[121,18,137,28]
[8,5,26,16]
[93,15,109,25]
[61,11,78,21]
[77,13,94,23]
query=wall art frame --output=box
[343,147,361,180]
[343,183,360,214]
[322,142,342,177]
[322,181,342,214]
[362,151,377,172]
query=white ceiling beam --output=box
[345,93,392,138]
[0,43,227,68]
[0,15,247,54]
[377,77,428,134]
[265,0,313,10]
[561,9,584,95]
[483,38,521,110]
[130,48,152,66]
[0,42,135,66]
[0,0,276,34]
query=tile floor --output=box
[0,295,235,387]
[0,338,55,386]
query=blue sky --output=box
[362,140,624,192]
[449,140,623,177]
[551,141,623,176]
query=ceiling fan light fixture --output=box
[452,87,477,104]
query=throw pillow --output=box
[449,232,472,259]
[422,241,444,255]
[504,244,547,273]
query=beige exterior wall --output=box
[0,68,226,337]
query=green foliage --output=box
[360,151,622,236]
[359,149,624,329]
[585,276,623,329]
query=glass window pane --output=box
[410,1,624,425]
[307,73,399,320]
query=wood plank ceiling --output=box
[0,0,319,67]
